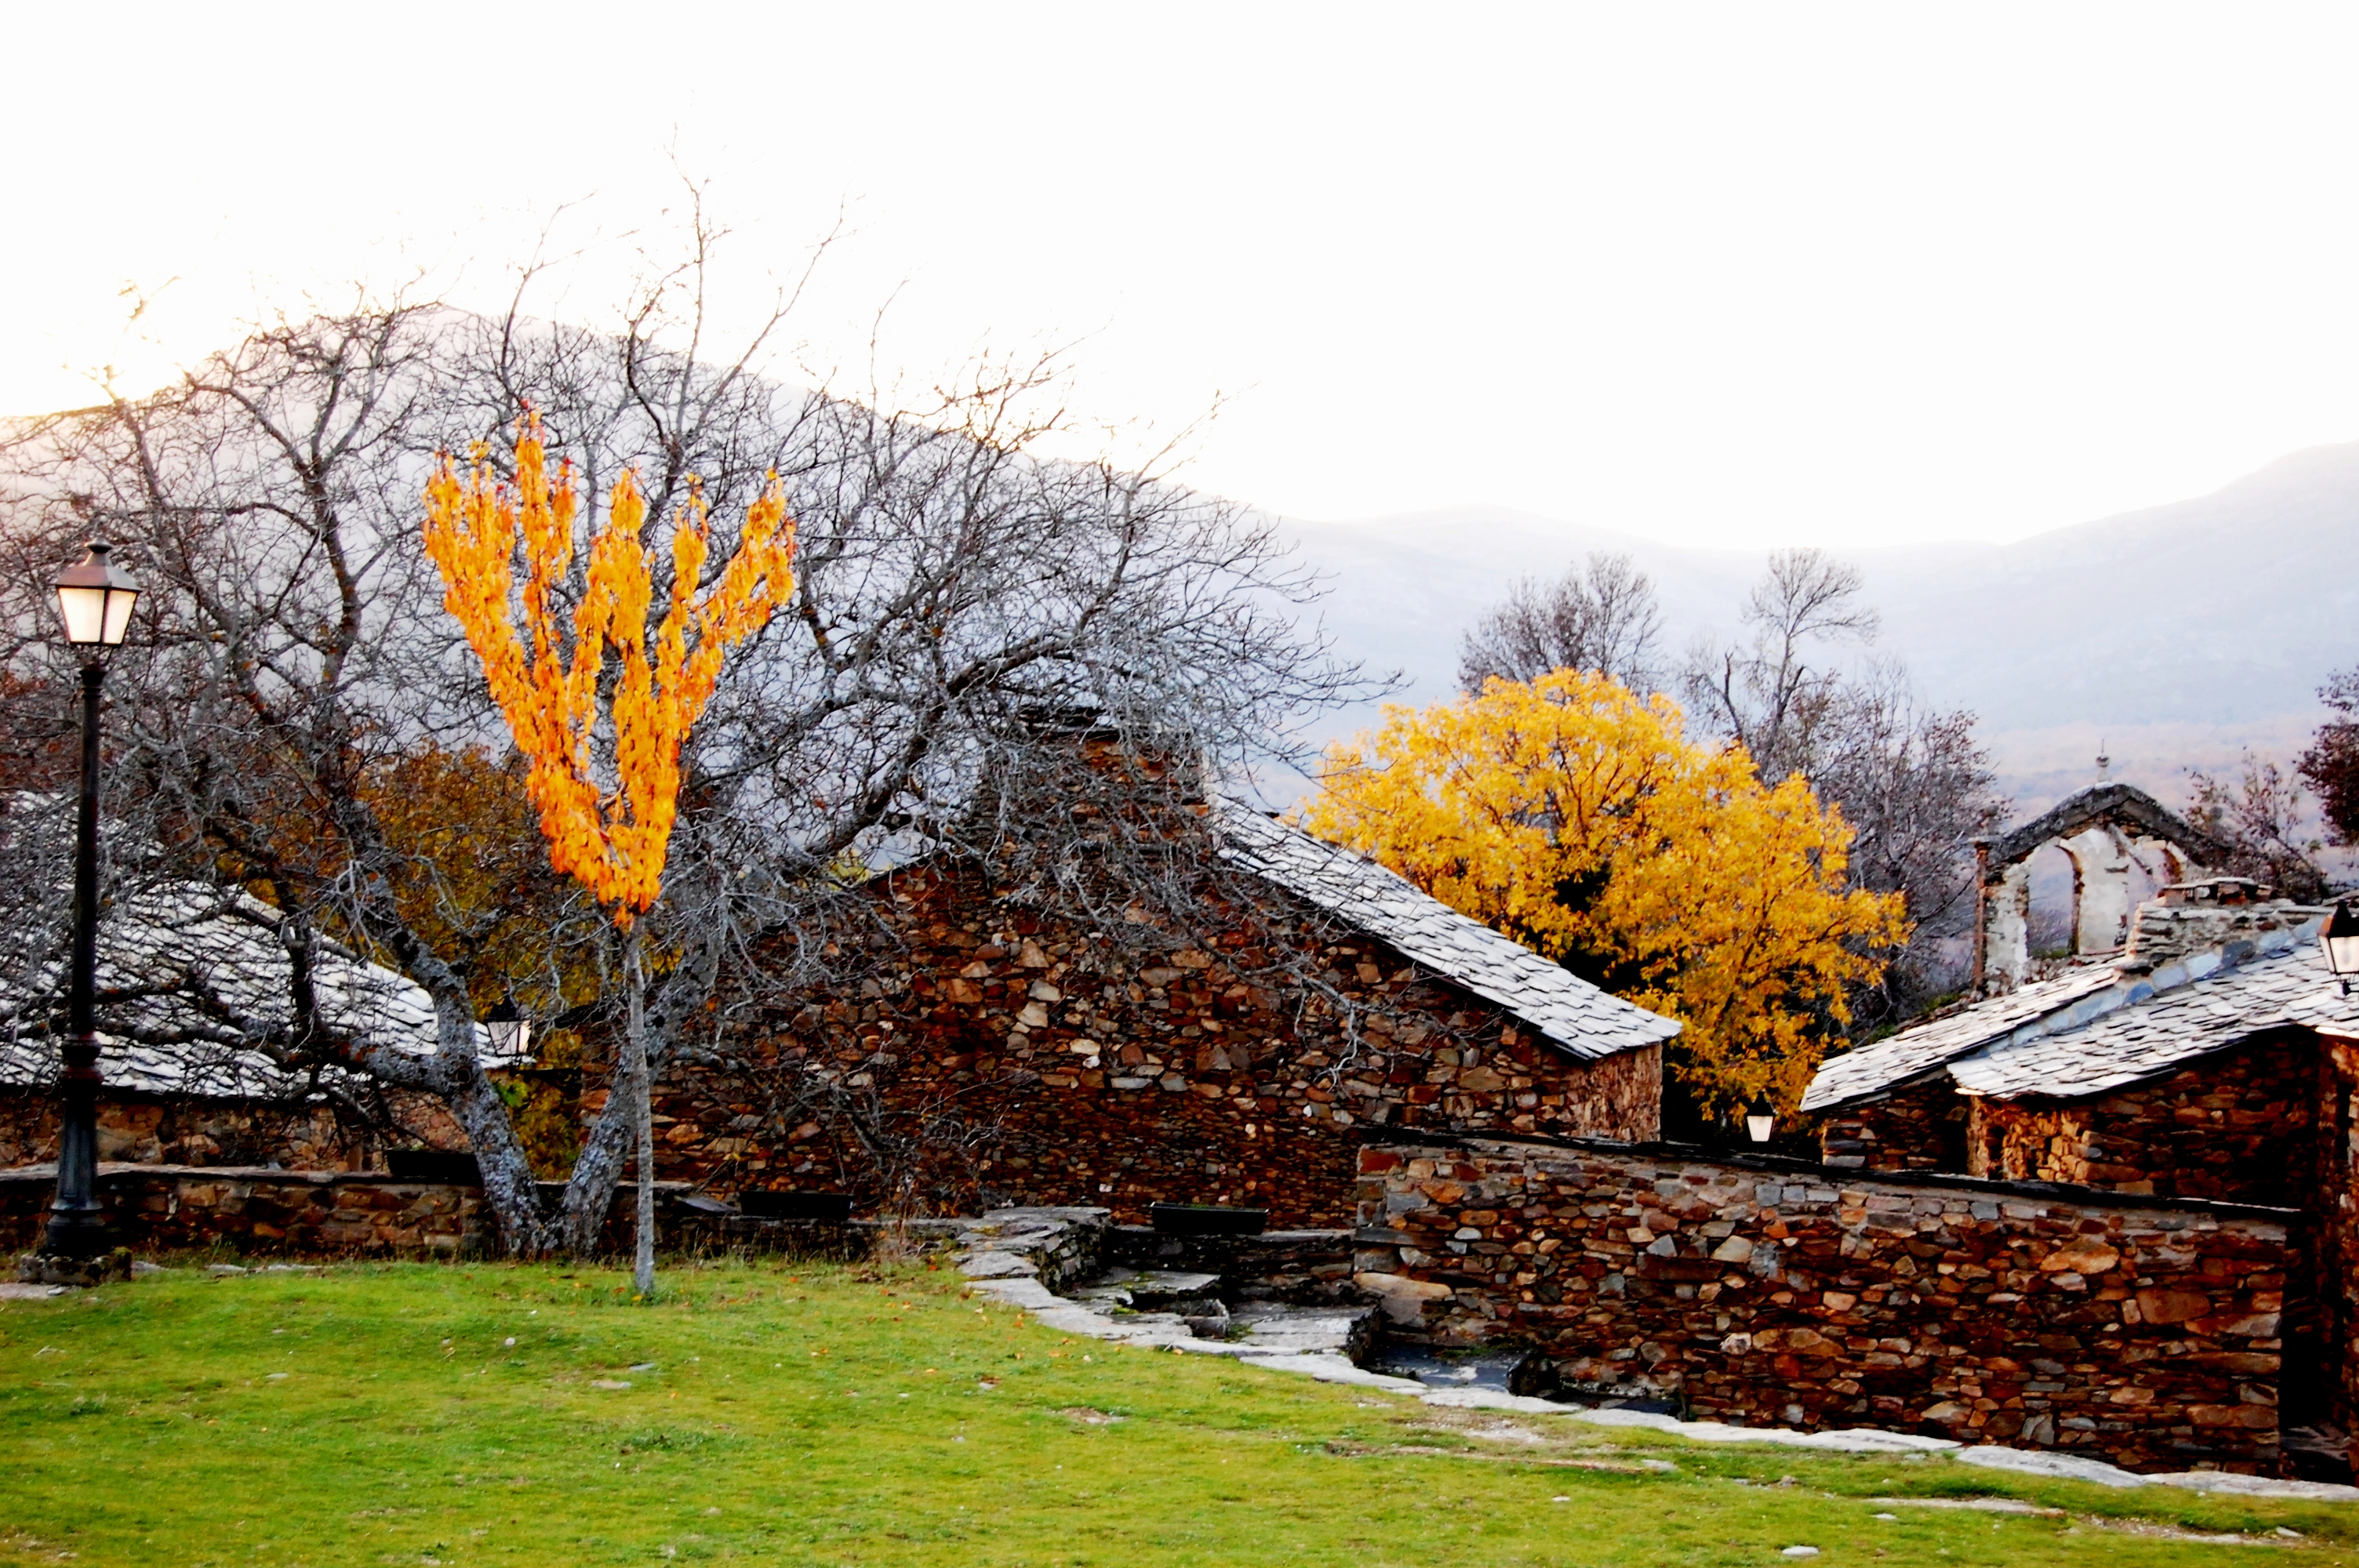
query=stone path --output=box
[952,1212,2359,1504]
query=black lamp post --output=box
[42,543,139,1260]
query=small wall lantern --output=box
[1745,1098,1776,1145]
[483,1000,532,1060]
[2322,901,2359,996]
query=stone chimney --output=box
[2121,877,2322,971]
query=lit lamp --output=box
[41,542,140,1263]
[2321,901,2359,996]
[1745,1098,1776,1145]
[53,543,143,649]
[483,1000,532,1061]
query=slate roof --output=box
[0,882,522,1101]
[1951,943,2359,1099]
[1211,801,1681,1061]
[1804,909,2359,1111]
[1801,967,2121,1112]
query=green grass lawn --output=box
[1,1255,2352,1566]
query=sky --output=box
[9,4,2359,550]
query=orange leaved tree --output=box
[424,414,794,1290]
[1303,670,1906,1119]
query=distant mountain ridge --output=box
[1276,440,2359,812]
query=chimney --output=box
[2123,877,2314,971]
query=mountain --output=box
[1276,441,2359,812]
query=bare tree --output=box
[1681,550,2005,1022]
[0,216,1369,1254]
[2299,666,2359,849]
[2188,752,2332,902]
[1682,548,1878,783]
[1457,551,1663,694]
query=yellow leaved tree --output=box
[1301,670,1905,1118]
[423,414,794,1289]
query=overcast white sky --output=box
[9,3,2359,549]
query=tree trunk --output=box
[557,923,722,1261]
[627,926,656,1295]
[447,1064,556,1256]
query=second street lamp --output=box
[40,542,140,1262]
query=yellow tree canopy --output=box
[422,416,796,920]
[1301,670,1906,1114]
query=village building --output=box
[0,881,481,1170]
[1799,782,2359,1459]
[1968,781,2235,996]
[1808,782,2353,1197]
[643,799,1680,1228]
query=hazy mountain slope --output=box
[1278,441,2359,810]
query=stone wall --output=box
[1354,1133,2297,1473]
[0,1086,467,1172]
[1818,1078,1964,1173]
[636,858,1663,1229]
[2310,1038,2359,1443]
[0,1163,491,1257]
[1966,1033,2320,1206]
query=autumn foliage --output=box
[1302,670,1906,1115]
[422,417,796,920]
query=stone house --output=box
[0,881,486,1170]
[1809,878,2350,1203]
[640,799,1681,1228]
[1805,866,2359,1446]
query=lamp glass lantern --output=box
[483,1000,532,1061]
[1745,1100,1776,1145]
[2322,901,2359,993]
[53,543,140,648]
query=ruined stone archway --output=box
[1972,784,2229,996]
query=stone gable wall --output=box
[1965,1033,2320,1206]
[633,861,1663,1228]
[1354,1134,2295,1473]
[1817,1078,1964,1173]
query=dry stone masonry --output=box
[1354,1133,2295,1473]
[641,844,1666,1228]
[0,1163,491,1258]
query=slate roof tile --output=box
[1952,944,2359,1100]
[1212,800,1680,1061]
[1805,905,2359,1112]
[1801,967,2120,1112]
[0,881,518,1099]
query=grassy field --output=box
[0,1256,2352,1567]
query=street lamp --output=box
[42,542,139,1261]
[482,1000,532,1061]
[2322,901,2359,996]
[1745,1098,1776,1145]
